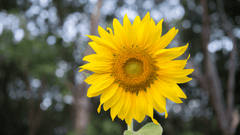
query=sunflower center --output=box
[112,47,158,94]
[123,58,143,76]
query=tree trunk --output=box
[73,0,103,135]
[74,82,90,135]
[199,0,239,134]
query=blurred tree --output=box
[0,0,240,135]
[186,0,239,134]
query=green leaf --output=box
[124,122,163,135]
[136,122,163,135]
[124,130,134,135]
[83,72,91,78]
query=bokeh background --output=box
[0,0,240,135]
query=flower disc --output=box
[79,12,194,125]
[112,47,157,93]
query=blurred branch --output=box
[216,0,238,133]
[32,82,45,134]
[23,70,35,135]
[23,68,45,135]
[74,0,103,135]
[172,22,207,91]
[84,0,103,57]
[186,59,207,91]
[64,80,75,93]
[23,70,36,135]
[0,55,4,64]
[200,0,229,134]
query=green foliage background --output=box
[0,0,239,135]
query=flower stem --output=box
[127,119,134,131]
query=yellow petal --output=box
[123,14,133,47]
[154,43,189,60]
[151,117,159,125]
[160,75,192,84]
[78,62,112,73]
[154,78,187,99]
[118,91,131,120]
[134,91,147,123]
[149,84,169,107]
[85,73,101,84]
[133,16,141,31]
[167,82,187,99]
[97,83,119,113]
[145,88,166,116]
[160,28,179,49]
[79,68,84,72]
[156,54,190,69]
[151,27,178,53]
[142,12,150,24]
[110,90,126,121]
[134,12,151,49]
[87,35,118,53]
[98,26,114,44]
[146,103,159,125]
[83,54,112,63]
[88,42,113,58]
[142,18,157,50]
[157,68,194,84]
[123,14,132,30]
[156,19,164,38]
[87,74,115,97]
[133,16,141,26]
[125,93,136,125]
[90,90,102,98]
[107,27,113,35]
[132,16,141,45]
[152,78,182,103]
[146,103,153,118]
[100,83,119,104]
[103,86,123,111]
[157,69,194,77]
[98,26,123,51]
[135,24,146,48]
[113,18,128,47]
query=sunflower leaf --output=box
[82,72,91,78]
[123,130,134,135]
[123,122,163,135]
[136,122,163,135]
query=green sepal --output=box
[124,122,163,135]
[82,71,91,78]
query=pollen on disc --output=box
[124,58,143,76]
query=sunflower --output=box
[79,12,194,125]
